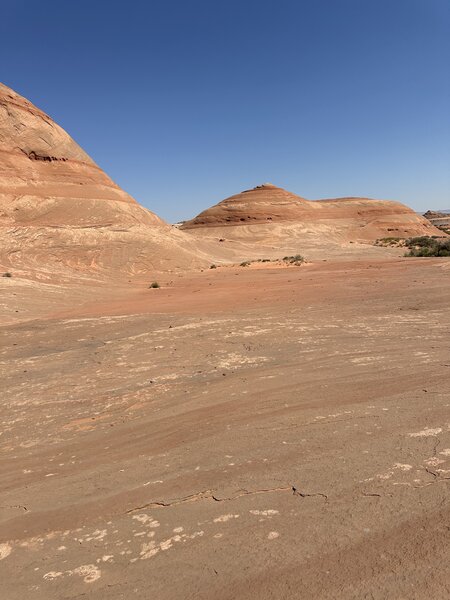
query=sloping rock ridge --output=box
[0,83,203,279]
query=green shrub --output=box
[405,237,450,257]
[374,237,402,247]
[282,255,305,265]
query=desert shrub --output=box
[149,281,160,288]
[282,255,305,265]
[2,272,12,277]
[405,237,450,257]
[240,261,251,267]
[374,237,402,247]
[406,236,434,248]
[210,264,217,269]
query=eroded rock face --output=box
[181,183,441,241]
[423,210,450,230]
[0,83,202,279]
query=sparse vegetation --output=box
[234,256,306,268]
[208,256,308,269]
[404,236,450,257]
[374,237,404,247]
[282,254,305,265]
[149,281,160,288]
[2,272,12,277]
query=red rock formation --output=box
[183,183,311,227]
[0,83,203,279]
[182,183,441,241]
[423,210,450,231]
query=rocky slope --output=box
[0,83,205,280]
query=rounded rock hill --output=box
[0,83,204,279]
[182,183,439,238]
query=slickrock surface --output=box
[182,184,442,260]
[0,83,206,280]
[1,256,450,599]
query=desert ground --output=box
[1,82,450,599]
[1,255,450,600]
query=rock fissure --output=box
[126,485,330,512]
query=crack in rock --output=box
[126,485,328,513]
[292,486,328,500]
[126,490,216,511]
[420,466,450,486]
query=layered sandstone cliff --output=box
[0,83,203,279]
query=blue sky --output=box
[2,0,449,221]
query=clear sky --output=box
[2,0,449,221]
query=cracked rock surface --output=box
[1,257,450,599]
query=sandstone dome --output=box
[181,183,442,260]
[182,183,311,227]
[0,83,203,279]
[182,183,439,237]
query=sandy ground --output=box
[1,257,450,599]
